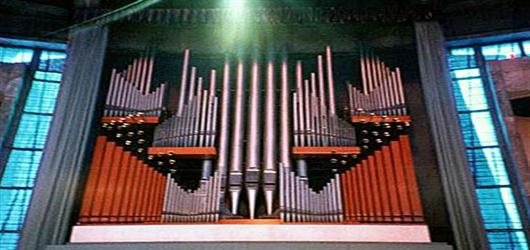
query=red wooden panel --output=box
[79,136,107,223]
[347,170,356,221]
[351,115,411,123]
[118,154,136,222]
[382,145,401,221]
[101,116,159,124]
[375,150,392,222]
[127,159,143,222]
[368,155,382,222]
[340,172,350,221]
[292,146,361,158]
[90,141,116,223]
[361,159,373,222]
[146,171,157,222]
[355,163,366,222]
[154,174,166,222]
[148,147,216,159]
[109,151,131,222]
[146,169,157,222]
[137,164,152,222]
[390,140,412,222]
[399,135,425,222]
[100,145,123,222]
[351,168,360,222]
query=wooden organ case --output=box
[72,44,430,243]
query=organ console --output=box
[78,45,424,226]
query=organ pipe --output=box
[81,45,424,225]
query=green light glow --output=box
[219,0,256,51]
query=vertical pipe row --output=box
[78,136,166,224]
[104,53,166,117]
[339,136,424,223]
[349,48,407,116]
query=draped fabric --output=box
[18,27,108,250]
[414,21,489,250]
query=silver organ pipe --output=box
[279,56,291,222]
[349,48,408,116]
[153,51,220,222]
[104,52,166,117]
[229,59,246,215]
[263,59,277,216]
[245,56,261,220]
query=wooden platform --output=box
[292,146,361,158]
[148,147,216,159]
[351,115,411,123]
[70,223,431,243]
[101,116,160,124]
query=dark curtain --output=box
[18,26,108,250]
[414,21,489,250]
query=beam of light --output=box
[218,0,257,52]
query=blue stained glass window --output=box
[448,47,476,69]
[0,150,43,188]
[12,114,52,149]
[0,41,65,250]
[0,47,33,64]
[467,148,510,186]
[452,78,488,111]
[24,81,60,114]
[488,231,529,250]
[476,187,523,230]
[481,42,522,61]
[0,232,19,250]
[458,112,499,147]
[34,71,62,82]
[451,68,481,78]
[448,42,528,249]
[38,51,66,72]
[0,189,33,231]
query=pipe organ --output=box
[104,52,166,117]
[78,45,424,226]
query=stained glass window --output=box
[448,41,529,249]
[0,41,65,250]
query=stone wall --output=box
[489,58,530,200]
[0,63,26,143]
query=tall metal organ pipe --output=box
[176,49,190,116]
[245,56,262,219]
[263,58,277,216]
[229,59,246,215]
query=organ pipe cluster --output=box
[79,45,425,225]
[162,171,221,222]
[157,50,223,222]
[153,67,218,147]
[79,136,166,223]
[105,53,166,117]
[280,167,344,222]
[347,49,407,116]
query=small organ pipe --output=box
[325,46,336,115]
[177,49,190,116]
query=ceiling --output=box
[0,0,527,41]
